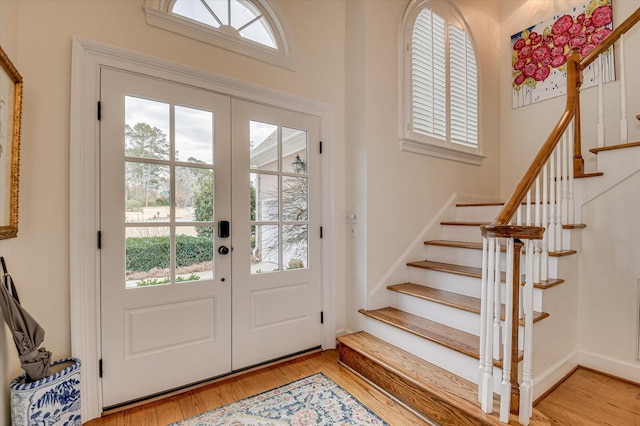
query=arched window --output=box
[400,0,483,164]
[144,0,296,70]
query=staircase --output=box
[338,200,582,425]
[338,6,640,424]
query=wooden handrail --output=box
[490,48,581,226]
[580,7,640,70]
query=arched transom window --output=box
[400,0,483,165]
[144,0,296,70]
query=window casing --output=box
[400,0,484,165]
[144,0,296,70]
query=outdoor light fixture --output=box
[292,153,306,173]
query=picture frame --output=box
[0,46,23,239]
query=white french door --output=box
[99,69,322,408]
[231,100,323,370]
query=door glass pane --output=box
[282,128,307,174]
[176,167,213,223]
[282,176,307,222]
[176,226,214,283]
[284,225,308,270]
[251,173,278,221]
[252,225,279,274]
[125,97,170,161]
[175,105,214,164]
[250,121,278,171]
[125,226,170,288]
[125,162,170,223]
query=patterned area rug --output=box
[172,373,388,425]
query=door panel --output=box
[100,68,232,407]
[231,100,322,370]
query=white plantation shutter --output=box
[412,9,446,140]
[449,23,478,147]
[408,2,479,152]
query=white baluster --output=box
[567,121,575,225]
[541,161,549,281]
[561,133,568,225]
[533,176,541,285]
[597,55,605,147]
[482,237,495,413]
[555,145,563,249]
[519,239,536,425]
[548,150,556,252]
[478,237,489,403]
[493,240,502,360]
[526,189,532,226]
[500,238,515,423]
[620,35,628,144]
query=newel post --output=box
[567,48,584,176]
[510,239,524,415]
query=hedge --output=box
[126,235,213,272]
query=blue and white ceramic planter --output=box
[10,358,82,426]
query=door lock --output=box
[218,245,230,255]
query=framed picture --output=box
[0,46,22,239]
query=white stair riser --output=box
[441,226,581,250]
[425,245,561,276]
[441,225,484,243]
[407,268,544,311]
[391,292,481,335]
[365,318,480,383]
[455,205,503,222]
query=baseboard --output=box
[578,350,640,384]
[532,351,579,401]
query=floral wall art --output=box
[511,0,615,108]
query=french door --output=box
[99,69,322,408]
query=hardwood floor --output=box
[534,367,640,426]
[86,353,640,426]
[85,349,429,425]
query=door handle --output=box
[218,246,230,255]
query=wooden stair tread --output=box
[358,307,522,366]
[589,141,640,154]
[425,239,577,257]
[575,172,604,178]
[387,283,549,324]
[338,331,552,425]
[407,260,564,289]
[441,220,586,230]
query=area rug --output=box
[172,373,388,425]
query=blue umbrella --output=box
[0,257,51,382]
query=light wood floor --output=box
[534,367,640,425]
[86,352,640,426]
[85,350,428,425]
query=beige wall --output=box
[0,0,346,420]
[499,0,640,194]
[344,0,501,332]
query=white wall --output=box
[580,170,640,381]
[0,0,346,419]
[343,0,502,333]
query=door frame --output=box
[69,36,337,422]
